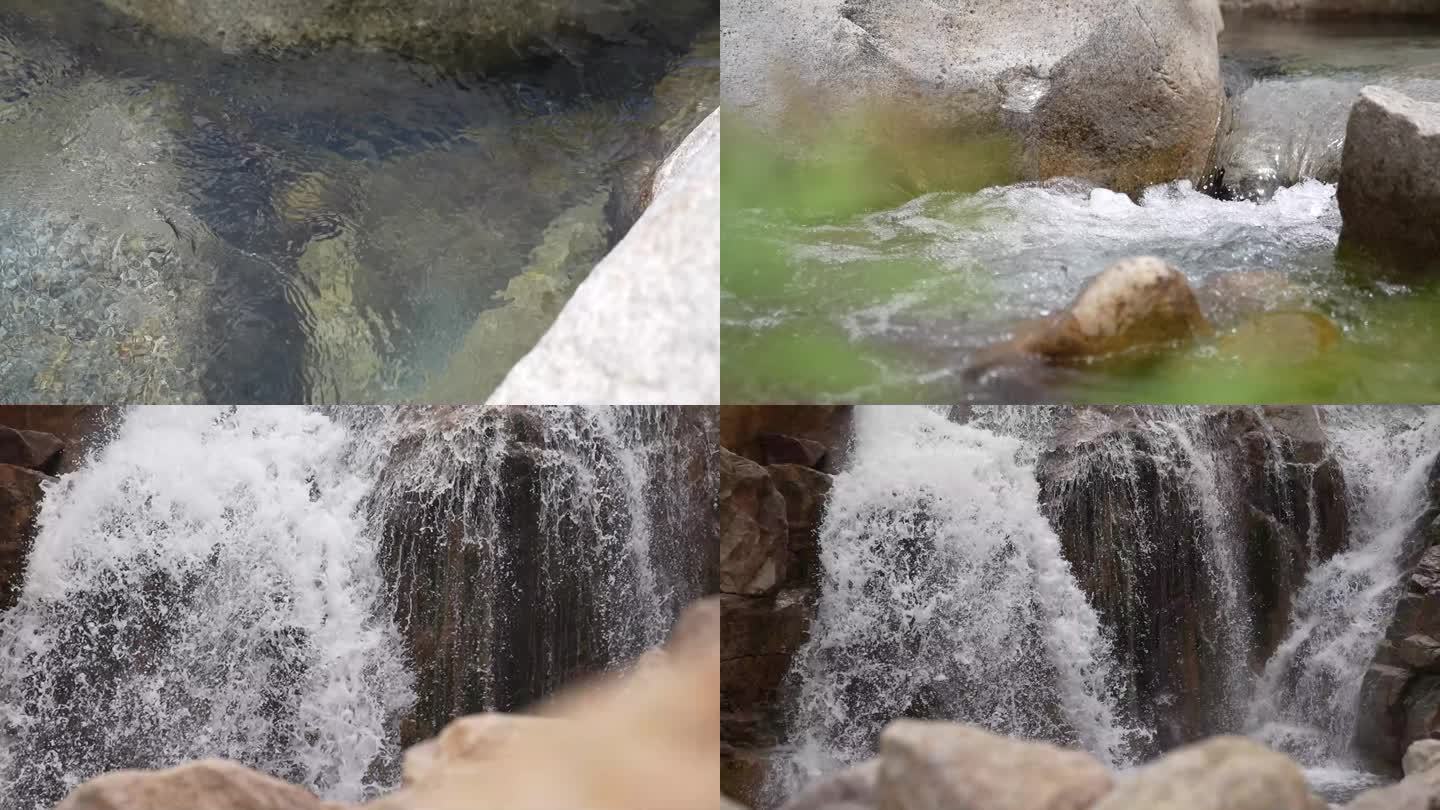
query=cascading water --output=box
[0,405,712,810]
[767,405,1440,806]
[766,407,1143,803]
[1247,407,1440,789]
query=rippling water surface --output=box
[720,20,1440,403]
[0,0,717,403]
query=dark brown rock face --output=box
[1038,406,1347,751]
[719,407,850,804]
[0,463,49,613]
[1354,455,1440,772]
[721,450,790,596]
[372,407,717,746]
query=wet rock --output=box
[487,108,719,404]
[0,463,47,612]
[1220,0,1440,18]
[1337,86,1440,273]
[0,427,63,474]
[722,0,1224,194]
[1216,73,1440,202]
[778,760,878,810]
[760,435,830,468]
[1196,270,1316,327]
[55,759,344,810]
[971,258,1210,378]
[766,464,833,586]
[877,720,1113,810]
[1090,737,1323,810]
[720,406,853,471]
[100,0,707,66]
[0,407,107,474]
[720,449,789,596]
[720,589,812,749]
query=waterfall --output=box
[766,407,1142,802]
[0,405,712,810]
[1248,407,1440,771]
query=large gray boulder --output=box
[100,0,705,63]
[486,108,719,404]
[1337,86,1440,273]
[721,0,1225,195]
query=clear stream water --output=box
[0,0,717,404]
[721,21,1440,403]
[768,406,1440,807]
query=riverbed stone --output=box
[486,108,719,404]
[721,0,1225,194]
[1337,86,1440,273]
[55,759,344,810]
[720,449,789,596]
[1090,737,1323,810]
[876,720,1114,810]
[977,257,1210,371]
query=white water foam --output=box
[768,407,1141,801]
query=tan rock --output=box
[877,721,1113,810]
[370,598,719,810]
[1404,739,1440,777]
[1217,311,1341,362]
[1090,737,1323,810]
[55,759,344,810]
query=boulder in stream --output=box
[1337,86,1440,273]
[721,0,1225,194]
[968,257,1212,379]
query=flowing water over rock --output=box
[0,405,714,809]
[763,407,1142,802]
[0,0,717,403]
[1247,408,1440,800]
[764,406,1440,807]
[722,22,1440,403]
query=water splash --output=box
[0,405,712,809]
[1248,407,1440,768]
[767,407,1141,802]
[0,407,412,808]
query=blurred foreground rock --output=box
[54,597,720,810]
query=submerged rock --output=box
[1337,86,1440,273]
[878,721,1113,810]
[721,0,1225,194]
[487,108,720,404]
[0,71,219,402]
[1091,737,1323,810]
